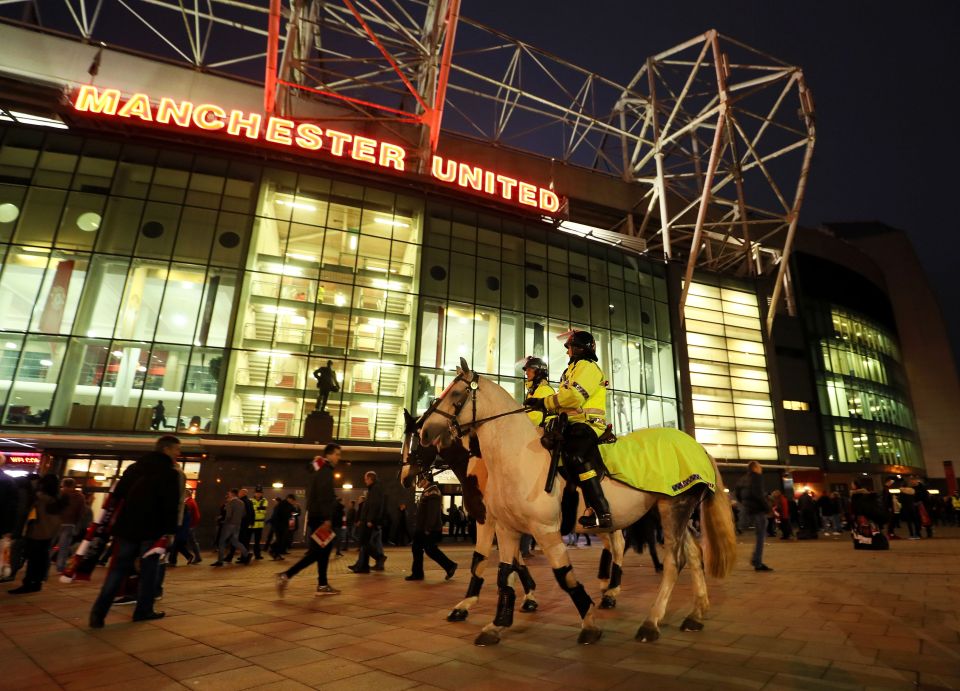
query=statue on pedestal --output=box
[313,360,340,413]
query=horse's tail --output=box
[700,454,737,579]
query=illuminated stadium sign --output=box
[71,86,561,214]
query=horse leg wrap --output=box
[493,562,516,627]
[465,575,484,598]
[608,563,622,590]
[465,550,487,598]
[514,562,536,593]
[553,565,594,619]
[598,548,612,580]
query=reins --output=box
[420,369,531,442]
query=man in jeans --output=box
[213,489,250,566]
[737,461,773,572]
[349,471,386,574]
[276,444,342,596]
[89,436,181,628]
[53,478,85,572]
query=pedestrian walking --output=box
[213,489,250,566]
[270,496,296,560]
[405,477,457,581]
[9,474,64,594]
[343,500,357,551]
[89,436,181,627]
[736,461,773,572]
[276,444,343,596]
[349,472,386,573]
[53,478,85,573]
[250,487,268,560]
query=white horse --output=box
[419,359,737,646]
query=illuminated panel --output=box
[70,87,564,214]
[684,281,778,462]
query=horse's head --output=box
[399,408,439,489]
[420,357,481,450]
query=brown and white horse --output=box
[419,359,737,646]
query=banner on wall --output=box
[38,260,74,333]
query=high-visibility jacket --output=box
[525,379,556,426]
[544,358,607,435]
[252,497,268,530]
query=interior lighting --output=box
[375,217,410,228]
[272,482,284,489]
[275,199,317,211]
[342,483,353,490]
[6,110,68,129]
[111,350,123,358]
[136,365,147,372]
[0,203,19,223]
[348,236,358,251]
[334,293,346,307]
[286,252,317,262]
[94,475,106,481]
[4,342,16,349]
[39,359,53,367]
[76,212,102,232]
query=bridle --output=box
[420,368,530,443]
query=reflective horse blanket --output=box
[599,427,716,496]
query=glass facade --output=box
[0,124,677,441]
[683,279,778,461]
[414,204,678,432]
[809,306,921,466]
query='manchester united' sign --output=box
[71,86,561,214]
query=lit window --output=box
[788,445,816,456]
[783,400,810,411]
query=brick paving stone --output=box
[2,528,960,689]
[181,664,286,689]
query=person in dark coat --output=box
[270,496,296,560]
[276,444,342,596]
[89,436,181,627]
[331,498,345,557]
[350,471,386,573]
[736,461,772,572]
[8,474,65,594]
[405,478,457,581]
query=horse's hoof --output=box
[521,599,538,613]
[680,617,704,632]
[447,609,468,622]
[577,627,603,645]
[474,630,501,646]
[599,595,617,609]
[635,624,660,642]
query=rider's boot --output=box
[574,460,612,530]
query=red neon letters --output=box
[72,86,561,214]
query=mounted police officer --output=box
[525,330,611,529]
[521,356,554,427]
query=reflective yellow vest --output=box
[525,380,556,426]
[544,359,607,435]
[252,497,268,529]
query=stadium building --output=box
[0,5,956,526]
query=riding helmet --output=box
[520,355,548,375]
[563,330,596,352]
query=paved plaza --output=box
[2,528,959,690]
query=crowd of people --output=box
[3,439,958,623]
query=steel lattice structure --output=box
[0,2,815,332]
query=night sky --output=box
[4,2,957,365]
[466,1,960,367]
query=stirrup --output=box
[579,513,612,529]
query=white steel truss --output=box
[0,4,815,333]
